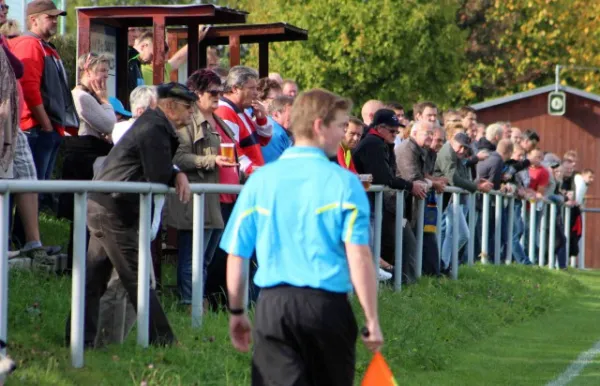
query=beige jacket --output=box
[164,107,235,230]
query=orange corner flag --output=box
[361,352,398,386]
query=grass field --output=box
[2,216,599,385]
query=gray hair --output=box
[485,123,504,142]
[130,86,157,118]
[223,66,258,93]
[411,120,434,135]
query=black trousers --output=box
[252,286,357,386]
[66,200,175,347]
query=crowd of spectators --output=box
[1,0,595,347]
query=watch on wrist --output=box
[228,306,245,315]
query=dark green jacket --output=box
[434,142,477,192]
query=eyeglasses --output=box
[0,4,9,11]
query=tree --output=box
[230,0,467,112]
[457,0,600,104]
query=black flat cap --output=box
[157,82,198,103]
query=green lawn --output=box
[3,216,597,385]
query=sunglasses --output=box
[207,89,222,97]
[0,4,9,10]
[174,100,193,110]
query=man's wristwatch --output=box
[228,306,245,315]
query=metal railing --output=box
[0,180,588,368]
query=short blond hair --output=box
[445,122,466,140]
[290,89,352,140]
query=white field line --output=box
[546,339,600,386]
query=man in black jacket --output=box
[353,109,427,284]
[72,83,194,348]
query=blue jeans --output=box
[512,201,531,264]
[24,127,62,181]
[441,204,469,269]
[177,228,223,304]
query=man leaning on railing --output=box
[64,82,194,348]
[434,132,493,273]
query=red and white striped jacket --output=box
[215,97,272,175]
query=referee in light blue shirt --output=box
[220,89,383,386]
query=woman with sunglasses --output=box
[165,69,238,310]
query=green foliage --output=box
[457,0,600,104]
[228,0,467,112]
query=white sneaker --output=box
[378,268,392,281]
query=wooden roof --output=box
[471,84,600,111]
[75,4,247,27]
[169,23,308,44]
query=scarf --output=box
[0,42,18,176]
[337,145,357,174]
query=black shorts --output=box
[251,285,358,386]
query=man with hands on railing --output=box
[353,109,426,284]
[221,89,383,385]
[434,132,493,272]
[68,82,196,348]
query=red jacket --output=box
[215,97,271,175]
[8,34,66,135]
[337,145,357,174]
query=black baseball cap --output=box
[453,132,471,147]
[370,109,403,129]
[157,82,198,103]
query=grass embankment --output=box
[2,216,595,385]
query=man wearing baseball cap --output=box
[353,109,428,284]
[8,0,76,204]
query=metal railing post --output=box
[481,193,490,263]
[137,193,152,347]
[580,209,586,269]
[506,197,514,265]
[70,192,87,368]
[451,193,460,280]
[548,203,557,269]
[564,206,572,268]
[0,194,10,356]
[467,193,476,265]
[494,194,502,265]
[394,191,405,291]
[538,204,548,267]
[528,202,537,263]
[520,199,527,247]
[415,198,425,278]
[373,191,383,273]
[191,193,205,328]
[436,192,443,260]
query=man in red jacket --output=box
[8,0,76,190]
[215,66,272,177]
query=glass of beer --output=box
[359,174,373,191]
[220,143,235,163]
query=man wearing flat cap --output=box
[67,83,195,348]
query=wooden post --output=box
[229,34,240,68]
[258,42,269,78]
[152,15,166,85]
[76,13,90,58]
[187,23,199,78]
[198,42,207,69]
[167,30,178,82]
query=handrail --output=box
[0,179,580,369]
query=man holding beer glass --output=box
[165,69,237,307]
